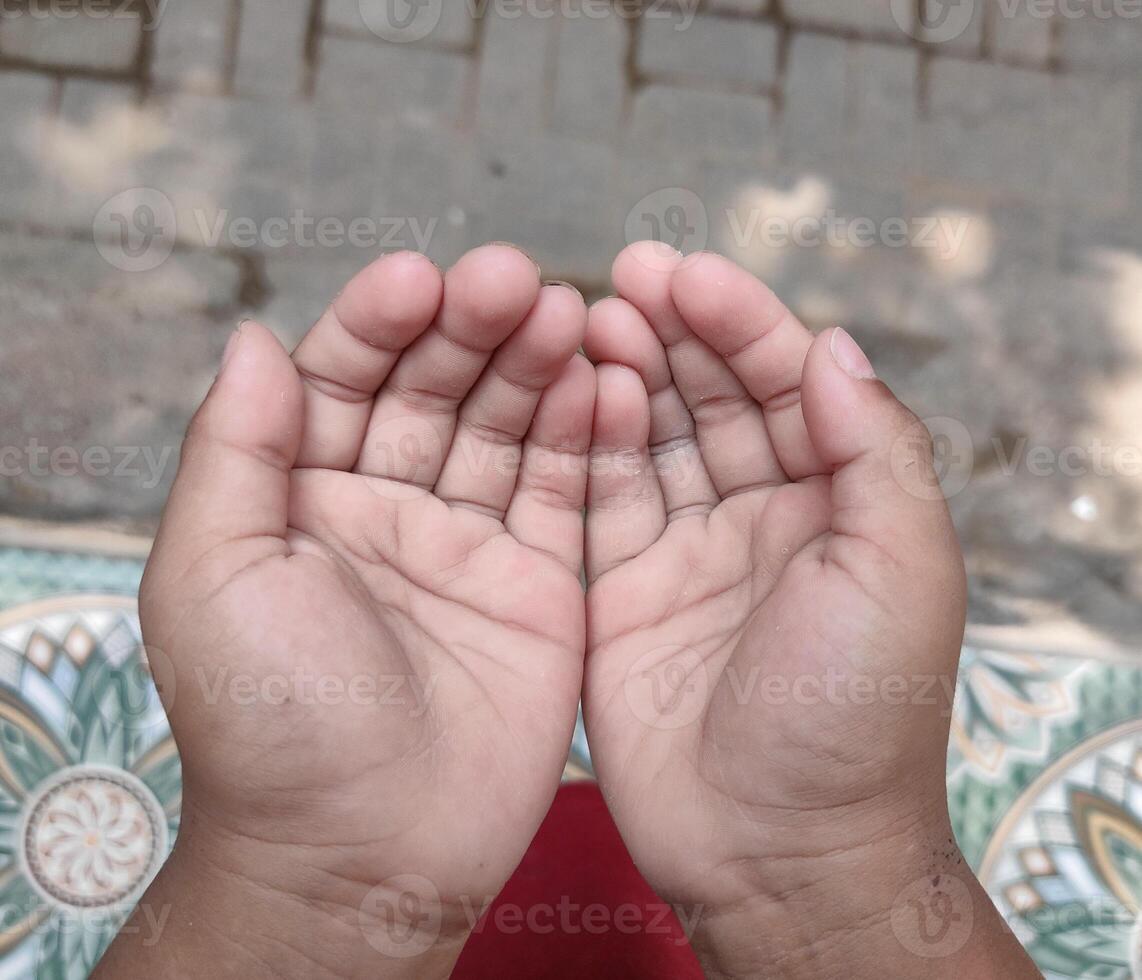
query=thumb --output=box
[801,327,963,581]
[148,320,304,587]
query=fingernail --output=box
[543,279,583,298]
[388,250,441,272]
[830,327,876,380]
[221,320,250,373]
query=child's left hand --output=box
[96,246,593,979]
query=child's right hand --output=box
[581,244,1040,978]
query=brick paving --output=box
[0,0,1141,648]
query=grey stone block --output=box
[553,10,626,140]
[318,35,469,127]
[136,93,312,248]
[1058,3,1142,75]
[234,0,309,98]
[779,32,847,169]
[0,72,55,229]
[917,57,1054,198]
[0,231,240,520]
[151,0,233,93]
[373,123,473,268]
[636,12,779,89]
[784,0,904,37]
[476,3,551,132]
[40,80,152,231]
[1050,76,1134,212]
[990,0,1054,64]
[630,84,774,161]
[847,41,918,181]
[780,36,917,183]
[459,134,620,285]
[0,3,140,70]
[303,102,381,225]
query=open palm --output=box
[582,245,966,938]
[140,246,594,967]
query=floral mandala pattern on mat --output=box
[948,646,1087,785]
[980,719,1142,980]
[0,595,179,979]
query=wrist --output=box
[94,803,472,979]
[681,804,1038,979]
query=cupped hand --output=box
[127,245,594,977]
[581,244,1035,977]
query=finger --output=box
[584,298,719,520]
[435,284,587,519]
[801,327,963,595]
[149,321,303,586]
[505,354,596,574]
[586,364,667,584]
[355,243,541,485]
[612,242,784,496]
[669,251,827,480]
[291,251,443,470]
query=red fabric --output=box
[454,782,704,979]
